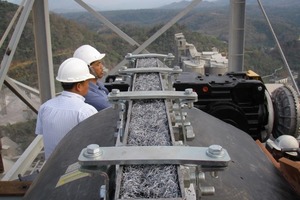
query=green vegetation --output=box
[2,1,299,84]
[0,119,36,152]
[62,4,300,77]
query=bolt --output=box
[182,167,191,188]
[111,89,120,95]
[258,86,263,91]
[120,66,127,70]
[99,185,106,199]
[6,48,11,56]
[111,103,118,110]
[198,172,206,182]
[210,171,219,178]
[200,186,215,196]
[84,144,102,158]
[173,65,180,71]
[87,144,101,154]
[184,88,193,95]
[206,144,224,158]
[188,102,194,109]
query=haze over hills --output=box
[51,0,300,12]
[6,0,300,13]
[0,1,227,86]
[1,0,299,82]
[6,0,214,13]
[161,0,300,9]
[61,0,300,47]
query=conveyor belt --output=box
[115,58,182,199]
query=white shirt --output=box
[35,91,97,159]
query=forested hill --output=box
[0,1,228,88]
[61,2,300,48]
[1,1,299,87]
[60,1,300,77]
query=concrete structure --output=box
[175,33,228,75]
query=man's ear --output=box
[75,82,82,92]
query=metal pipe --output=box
[228,0,246,72]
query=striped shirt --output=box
[35,91,97,159]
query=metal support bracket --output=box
[125,53,175,60]
[118,66,182,75]
[78,145,231,169]
[108,89,197,103]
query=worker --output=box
[35,57,98,159]
[73,44,111,111]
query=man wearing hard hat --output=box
[73,44,111,111]
[35,57,98,160]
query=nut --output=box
[184,88,193,95]
[111,89,120,95]
[206,144,224,158]
[87,144,101,154]
[83,144,102,158]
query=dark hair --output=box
[61,81,84,90]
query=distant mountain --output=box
[1,0,299,81]
[62,1,300,46]
[159,0,300,9]
[159,0,227,9]
[0,1,228,85]
[60,0,300,73]
[258,0,300,7]
[7,0,299,13]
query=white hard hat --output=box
[56,57,95,83]
[73,44,105,65]
[269,135,299,156]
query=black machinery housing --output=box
[173,72,268,141]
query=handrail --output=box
[1,135,44,181]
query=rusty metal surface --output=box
[0,181,31,196]
[279,157,300,195]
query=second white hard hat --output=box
[73,44,105,66]
[269,135,299,156]
[56,57,95,83]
